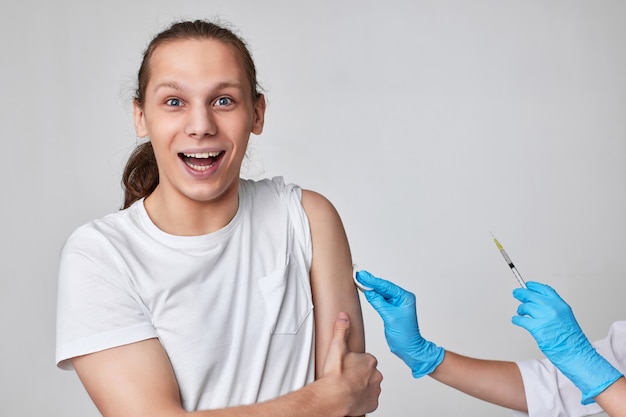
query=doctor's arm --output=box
[356,271,528,412]
[594,377,626,417]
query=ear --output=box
[251,94,266,135]
[133,100,149,138]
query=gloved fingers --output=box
[354,270,378,288]
[363,289,409,320]
[512,281,549,302]
[512,287,549,306]
[356,270,401,295]
[516,301,556,320]
[511,315,547,338]
[511,314,532,330]
[512,287,531,302]
[363,288,392,311]
[513,281,562,306]
[525,281,560,297]
[517,282,575,320]
[363,290,419,330]
[526,281,570,307]
[530,282,572,312]
[356,270,414,306]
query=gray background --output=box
[1,1,624,416]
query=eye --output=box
[215,96,233,107]
[166,98,182,107]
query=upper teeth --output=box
[183,152,221,158]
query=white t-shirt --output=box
[56,177,315,411]
[513,321,626,417]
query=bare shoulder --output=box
[299,189,348,263]
[301,189,341,224]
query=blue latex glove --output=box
[512,281,623,404]
[356,270,444,378]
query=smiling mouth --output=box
[179,151,224,171]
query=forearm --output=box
[594,377,626,417]
[84,366,357,417]
[74,338,376,417]
[185,380,349,417]
[429,351,527,412]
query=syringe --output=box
[491,234,527,288]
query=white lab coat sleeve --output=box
[512,321,626,417]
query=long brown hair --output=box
[121,20,262,209]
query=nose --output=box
[184,104,217,138]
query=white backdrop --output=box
[1,1,624,416]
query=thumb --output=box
[323,312,351,375]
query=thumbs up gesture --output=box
[320,312,382,416]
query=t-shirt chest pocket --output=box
[257,255,313,334]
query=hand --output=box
[321,312,382,416]
[512,281,623,404]
[356,270,444,378]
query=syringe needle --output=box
[492,235,527,288]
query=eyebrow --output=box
[153,80,186,92]
[152,80,244,93]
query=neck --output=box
[143,184,239,236]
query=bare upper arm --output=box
[71,338,184,417]
[301,189,365,378]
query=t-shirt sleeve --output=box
[56,226,157,370]
[514,320,626,417]
[271,176,313,271]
